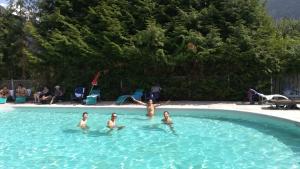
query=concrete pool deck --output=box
[1,101,300,123]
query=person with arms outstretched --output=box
[131,98,163,117]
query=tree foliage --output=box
[1,0,299,100]
[274,19,300,73]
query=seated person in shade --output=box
[40,86,52,103]
[162,111,173,124]
[0,85,10,98]
[150,84,162,102]
[78,112,89,129]
[33,87,43,103]
[15,84,27,97]
[107,113,125,130]
[34,86,52,103]
[50,85,64,104]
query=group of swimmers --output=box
[78,97,173,131]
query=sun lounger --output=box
[249,89,289,103]
[116,89,143,105]
[71,87,85,102]
[269,99,300,109]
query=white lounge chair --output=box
[249,89,289,103]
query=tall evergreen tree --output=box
[2,0,297,100]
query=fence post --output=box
[270,76,273,94]
[11,79,14,90]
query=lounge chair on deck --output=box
[116,89,144,105]
[71,87,85,103]
[249,89,289,103]
[146,85,162,102]
[269,99,300,109]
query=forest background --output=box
[0,0,300,101]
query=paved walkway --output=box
[1,101,300,122]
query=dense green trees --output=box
[0,0,300,100]
[272,19,300,81]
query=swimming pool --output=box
[0,107,299,168]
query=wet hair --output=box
[163,111,169,115]
[112,112,117,117]
[82,112,88,117]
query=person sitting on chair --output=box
[0,85,10,98]
[150,84,162,102]
[34,86,52,103]
[50,85,64,104]
[40,86,52,104]
[15,84,27,97]
[33,87,42,103]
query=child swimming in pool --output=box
[107,113,125,130]
[162,111,177,135]
[161,111,173,124]
[78,112,89,129]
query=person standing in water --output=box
[131,98,163,117]
[78,112,88,129]
[161,111,177,135]
[162,111,173,124]
[107,113,125,130]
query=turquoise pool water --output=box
[0,107,300,169]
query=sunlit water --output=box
[0,107,300,169]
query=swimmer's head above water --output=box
[147,99,153,104]
[82,112,88,120]
[163,111,169,118]
[111,112,117,120]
